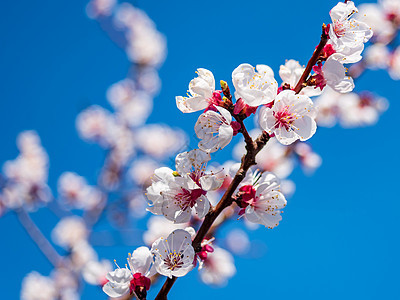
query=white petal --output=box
[129,246,153,275]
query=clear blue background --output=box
[0,0,399,299]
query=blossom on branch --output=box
[176,68,222,113]
[236,170,287,228]
[151,229,195,278]
[328,1,373,61]
[146,149,224,223]
[195,106,240,153]
[259,90,317,145]
[232,63,278,107]
[103,247,154,298]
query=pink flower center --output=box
[174,188,206,211]
[238,185,257,207]
[130,273,151,292]
[273,106,296,131]
[312,63,326,90]
[333,21,347,37]
[205,91,224,112]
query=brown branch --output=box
[16,209,64,268]
[154,131,271,299]
[294,24,329,94]
[154,277,177,300]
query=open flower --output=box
[176,68,222,113]
[259,90,317,145]
[236,170,287,228]
[279,59,322,97]
[146,149,224,223]
[151,229,195,278]
[195,106,240,153]
[313,56,355,93]
[232,63,278,107]
[328,1,372,56]
[103,247,154,298]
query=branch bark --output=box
[294,24,329,94]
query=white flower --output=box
[389,46,400,80]
[176,68,219,113]
[151,229,195,278]
[259,90,317,145]
[199,247,236,286]
[21,272,57,300]
[57,172,103,210]
[103,247,154,298]
[2,131,51,210]
[146,167,176,216]
[356,4,395,44]
[232,63,278,107]
[380,0,400,18]
[313,56,355,93]
[329,1,373,55]
[103,268,133,298]
[338,92,389,128]
[364,43,390,70]
[86,0,116,18]
[294,143,322,174]
[82,259,112,286]
[279,59,321,97]
[195,106,236,153]
[226,229,250,255]
[237,170,287,228]
[143,216,188,246]
[136,124,187,159]
[76,105,114,147]
[114,3,166,66]
[146,149,223,223]
[106,79,153,127]
[51,216,88,249]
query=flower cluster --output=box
[4,1,397,300]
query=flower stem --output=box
[294,24,328,94]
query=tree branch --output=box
[16,209,64,268]
[294,24,329,94]
[155,130,270,299]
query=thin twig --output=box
[16,209,64,267]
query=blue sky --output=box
[0,0,399,299]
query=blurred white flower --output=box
[57,172,103,210]
[51,216,88,249]
[86,0,116,18]
[2,131,51,210]
[389,46,400,80]
[364,43,390,70]
[83,260,112,286]
[199,247,236,286]
[21,272,57,300]
[143,216,188,246]
[226,229,250,255]
[136,124,187,159]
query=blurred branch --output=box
[16,208,64,268]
